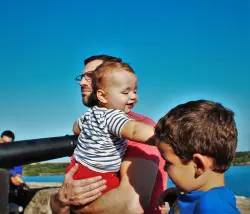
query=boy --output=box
[155,100,240,213]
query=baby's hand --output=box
[156,190,168,212]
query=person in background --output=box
[0,130,29,209]
[50,54,167,214]
[0,130,24,186]
[155,100,240,213]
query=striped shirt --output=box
[74,106,132,172]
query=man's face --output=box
[0,135,13,143]
[79,59,103,105]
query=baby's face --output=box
[103,69,138,113]
[157,142,204,192]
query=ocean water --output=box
[23,165,250,197]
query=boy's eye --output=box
[164,161,172,171]
[122,91,129,94]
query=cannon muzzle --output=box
[0,135,78,168]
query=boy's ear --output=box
[96,89,107,104]
[193,154,213,178]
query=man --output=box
[0,130,29,210]
[0,130,15,143]
[0,130,24,186]
[50,55,167,214]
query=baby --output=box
[66,61,155,193]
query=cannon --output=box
[0,135,78,168]
[0,135,78,213]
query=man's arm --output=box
[72,157,158,214]
[11,165,25,186]
[10,176,24,186]
[50,163,107,214]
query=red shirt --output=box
[126,112,168,214]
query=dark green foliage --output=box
[23,163,69,176]
[232,151,250,165]
[22,152,250,176]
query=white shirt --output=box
[74,106,132,172]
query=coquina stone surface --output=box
[24,183,250,214]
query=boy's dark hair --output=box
[155,100,238,173]
[1,130,15,141]
[84,54,122,65]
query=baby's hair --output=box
[155,100,238,173]
[93,61,135,91]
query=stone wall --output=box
[24,183,61,214]
[24,187,58,214]
[24,183,250,214]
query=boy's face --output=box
[102,69,138,113]
[157,142,199,192]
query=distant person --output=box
[0,130,24,186]
[0,130,29,208]
[66,61,155,194]
[155,100,240,213]
[50,55,167,214]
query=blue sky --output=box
[0,0,249,162]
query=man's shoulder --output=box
[127,139,162,165]
[128,112,156,126]
[126,111,159,162]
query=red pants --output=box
[66,158,120,193]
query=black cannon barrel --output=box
[0,135,78,168]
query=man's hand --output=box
[155,188,181,213]
[10,175,24,186]
[57,163,107,206]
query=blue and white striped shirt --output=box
[74,106,132,172]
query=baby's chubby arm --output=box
[121,120,155,144]
[73,120,81,135]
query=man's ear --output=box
[193,154,213,178]
[96,89,107,104]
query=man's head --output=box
[0,130,15,143]
[155,100,237,192]
[92,61,138,113]
[76,55,122,106]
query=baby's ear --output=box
[193,154,213,177]
[96,89,107,104]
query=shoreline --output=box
[26,182,62,188]
[23,163,250,176]
[232,163,250,166]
